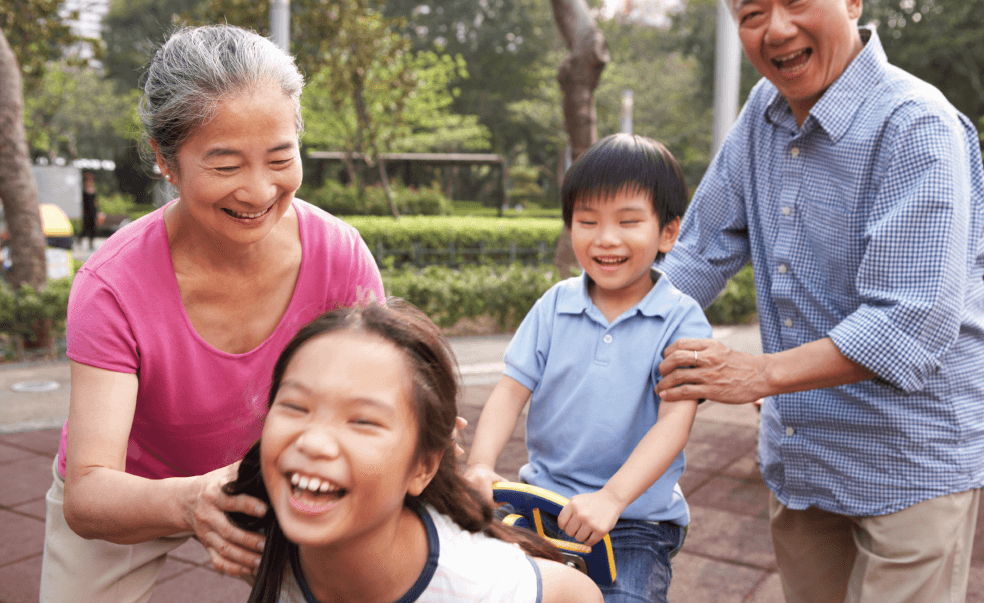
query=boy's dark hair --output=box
[562,133,689,239]
[224,299,562,603]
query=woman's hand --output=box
[656,338,769,404]
[183,462,269,577]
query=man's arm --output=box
[656,337,875,404]
[556,397,698,545]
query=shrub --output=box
[0,276,73,359]
[306,181,451,216]
[703,264,757,325]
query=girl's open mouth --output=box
[287,472,347,514]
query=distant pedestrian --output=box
[80,172,97,249]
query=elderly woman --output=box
[39,25,384,602]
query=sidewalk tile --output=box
[684,506,777,571]
[0,429,62,457]
[684,421,758,473]
[0,456,55,507]
[11,498,47,521]
[149,566,251,603]
[686,475,771,520]
[668,551,769,603]
[679,467,714,496]
[0,442,33,465]
[0,509,44,567]
[0,554,42,603]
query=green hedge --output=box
[344,216,563,252]
[306,181,452,216]
[383,263,757,331]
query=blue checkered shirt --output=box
[660,28,984,516]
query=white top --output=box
[279,504,543,603]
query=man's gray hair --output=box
[139,24,304,169]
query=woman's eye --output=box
[621,220,640,225]
[215,166,239,173]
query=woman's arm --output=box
[535,559,604,603]
[63,361,268,576]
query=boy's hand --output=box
[463,463,504,505]
[557,490,623,547]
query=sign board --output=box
[31,166,82,219]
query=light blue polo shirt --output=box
[503,269,712,524]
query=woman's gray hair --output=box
[139,24,304,170]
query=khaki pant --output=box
[39,458,194,603]
[770,489,980,603]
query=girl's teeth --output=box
[307,477,322,492]
[298,476,309,490]
[319,482,330,493]
[290,473,300,486]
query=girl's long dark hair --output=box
[224,299,561,603]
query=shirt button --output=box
[778,264,788,274]
[785,426,795,436]
[782,206,791,216]
[603,334,613,344]
[790,147,800,158]
[784,318,793,327]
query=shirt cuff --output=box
[828,306,941,393]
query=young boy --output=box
[464,133,711,602]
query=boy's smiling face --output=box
[571,188,679,311]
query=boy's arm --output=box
[557,396,698,546]
[463,375,532,504]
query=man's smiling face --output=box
[733,0,864,125]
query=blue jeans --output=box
[528,508,686,603]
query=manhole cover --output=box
[11,380,61,393]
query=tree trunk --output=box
[0,29,51,350]
[377,157,400,220]
[351,70,370,201]
[550,0,609,278]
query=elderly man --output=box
[656,0,984,601]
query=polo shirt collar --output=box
[764,27,888,142]
[556,268,676,319]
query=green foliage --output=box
[307,182,452,216]
[0,276,73,355]
[343,215,562,253]
[864,0,984,126]
[382,263,561,330]
[703,264,758,325]
[0,0,96,92]
[23,65,141,159]
[304,47,491,155]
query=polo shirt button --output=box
[778,264,788,274]
[784,318,793,327]
[790,147,800,158]
[603,334,613,343]
[782,206,791,216]
[785,426,795,436]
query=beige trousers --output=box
[770,489,980,603]
[39,458,194,603]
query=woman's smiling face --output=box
[163,79,302,247]
[260,329,435,551]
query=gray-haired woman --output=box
[39,25,384,602]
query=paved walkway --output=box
[2,326,982,602]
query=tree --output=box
[550,0,610,276]
[864,0,984,127]
[24,63,141,161]
[0,0,91,92]
[0,28,47,303]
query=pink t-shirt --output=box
[59,200,384,480]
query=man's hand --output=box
[657,338,769,404]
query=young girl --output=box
[225,300,604,603]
